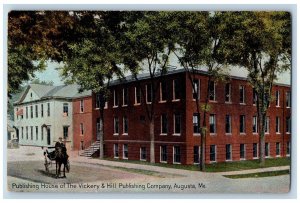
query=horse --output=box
[55,147,69,178]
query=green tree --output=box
[218,11,291,166]
[60,11,127,159]
[172,11,229,171]
[123,12,176,163]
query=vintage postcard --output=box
[6,9,292,194]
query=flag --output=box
[16,108,23,116]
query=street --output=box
[6,146,290,193]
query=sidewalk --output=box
[71,154,290,177]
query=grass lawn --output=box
[223,169,290,179]
[102,157,290,173]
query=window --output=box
[194,146,200,164]
[173,79,180,100]
[253,116,258,133]
[173,146,181,164]
[123,116,128,134]
[225,115,231,134]
[21,127,24,139]
[276,116,280,133]
[265,143,270,157]
[140,147,146,161]
[225,83,231,102]
[80,123,84,135]
[209,114,216,134]
[193,113,200,134]
[41,126,43,141]
[114,144,119,158]
[30,126,33,140]
[113,90,119,107]
[47,103,50,117]
[226,144,232,161]
[35,126,38,140]
[286,142,290,156]
[276,90,280,107]
[240,144,245,159]
[123,144,128,159]
[26,107,28,119]
[114,117,119,135]
[146,84,152,103]
[193,79,200,100]
[210,145,216,162]
[95,94,100,109]
[286,91,291,107]
[160,146,167,162]
[26,126,28,139]
[160,81,167,102]
[240,85,245,104]
[161,114,168,134]
[35,105,38,118]
[123,88,128,106]
[209,81,216,101]
[240,115,245,134]
[41,104,44,117]
[276,142,281,156]
[80,100,84,112]
[30,106,33,118]
[63,103,68,116]
[253,89,257,105]
[174,113,181,135]
[63,126,69,139]
[253,143,258,158]
[286,117,291,133]
[265,116,270,133]
[135,87,141,104]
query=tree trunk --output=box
[149,120,155,163]
[258,112,266,166]
[200,130,206,171]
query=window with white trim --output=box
[114,117,119,135]
[135,86,141,105]
[239,85,245,104]
[113,90,119,107]
[265,143,270,157]
[41,104,44,117]
[209,114,216,134]
[80,100,84,113]
[114,144,119,158]
[226,144,232,161]
[253,143,258,158]
[173,79,180,101]
[286,117,291,133]
[47,103,50,117]
[286,91,291,108]
[140,147,146,161]
[210,145,216,162]
[225,115,231,134]
[276,142,280,156]
[35,105,38,118]
[193,113,200,134]
[240,115,245,134]
[240,144,245,159]
[161,114,168,134]
[123,88,128,106]
[193,79,200,100]
[276,90,280,107]
[253,116,258,133]
[173,146,181,164]
[276,116,280,133]
[26,106,28,119]
[193,146,200,164]
[146,84,152,103]
[123,144,128,159]
[30,106,33,118]
[123,116,128,135]
[63,103,68,116]
[286,141,290,156]
[35,126,38,140]
[209,81,216,101]
[174,113,181,135]
[26,126,28,139]
[225,83,231,102]
[63,126,68,139]
[41,126,43,141]
[30,126,33,140]
[160,81,167,102]
[160,145,167,162]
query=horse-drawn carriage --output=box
[43,146,70,178]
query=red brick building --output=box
[72,69,291,164]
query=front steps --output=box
[79,141,100,157]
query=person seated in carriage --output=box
[45,137,69,160]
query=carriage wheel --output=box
[44,162,49,172]
[66,160,70,173]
